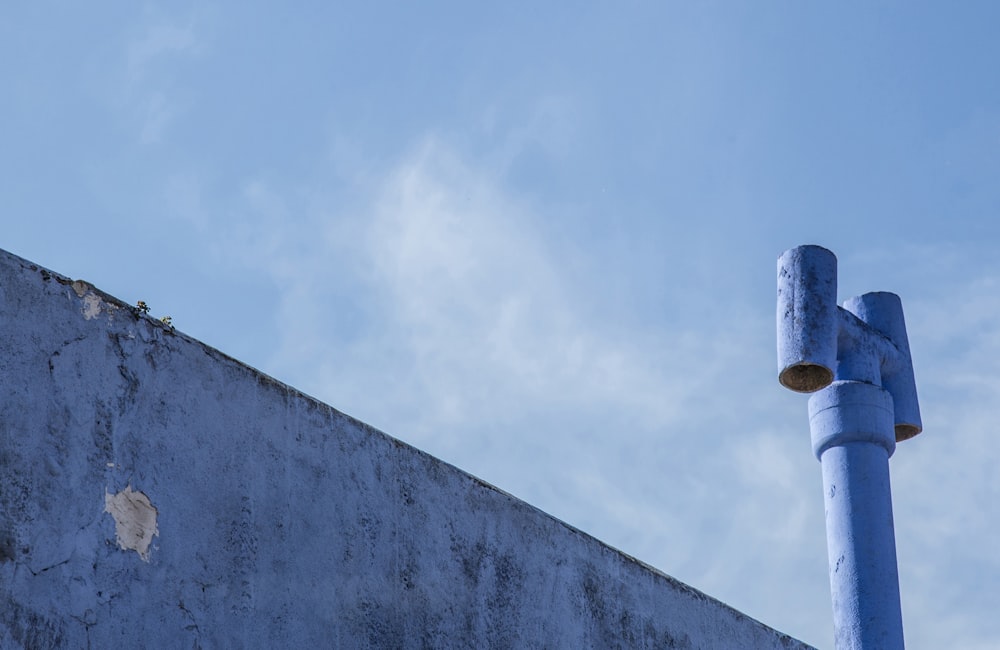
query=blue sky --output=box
[4,3,1000,647]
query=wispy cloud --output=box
[354,139,687,433]
[186,133,745,453]
[127,19,199,80]
[137,91,176,144]
[121,12,201,144]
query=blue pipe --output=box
[776,245,922,650]
[810,381,903,648]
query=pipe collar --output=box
[808,380,896,460]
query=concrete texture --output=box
[0,246,814,649]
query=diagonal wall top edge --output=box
[0,245,814,649]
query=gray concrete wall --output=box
[0,247,813,649]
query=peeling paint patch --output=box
[71,280,89,297]
[81,293,102,320]
[104,486,159,561]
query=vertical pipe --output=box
[777,245,838,393]
[842,292,922,441]
[809,381,904,650]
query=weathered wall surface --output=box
[0,247,813,649]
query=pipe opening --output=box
[779,363,834,393]
[894,424,922,442]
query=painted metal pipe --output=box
[776,245,922,650]
[777,245,838,393]
[842,292,922,441]
[810,381,903,649]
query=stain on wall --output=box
[104,486,158,561]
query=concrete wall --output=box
[0,247,813,649]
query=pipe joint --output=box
[808,380,896,460]
[777,245,922,441]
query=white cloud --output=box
[138,91,176,144]
[248,136,709,453]
[361,139,685,428]
[121,13,201,145]
[127,20,199,79]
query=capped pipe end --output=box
[779,362,834,393]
